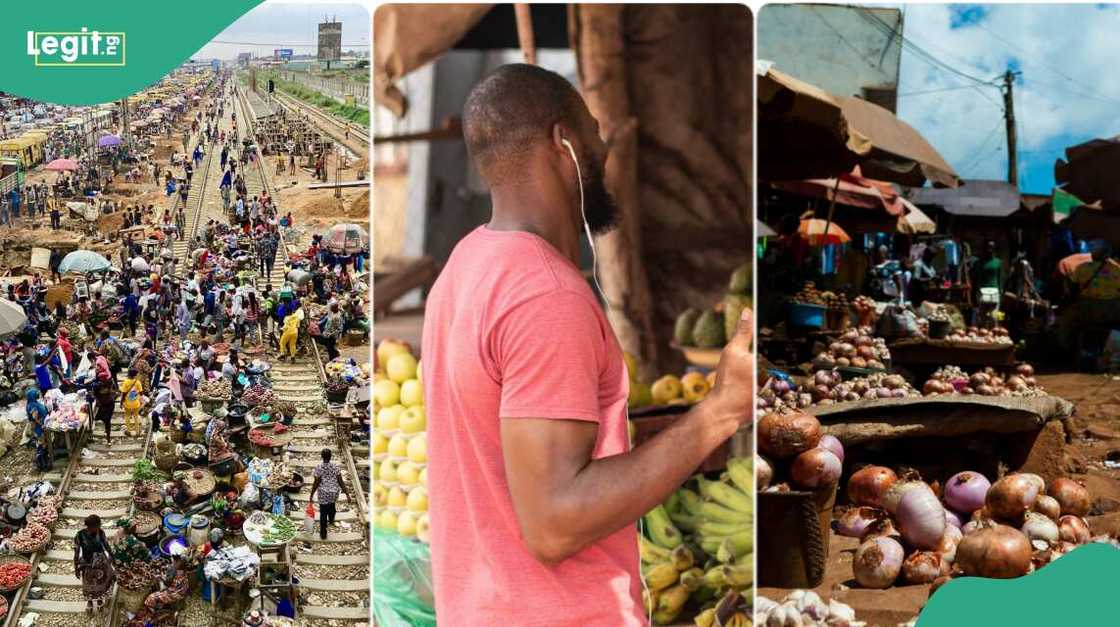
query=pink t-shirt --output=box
[420,226,643,627]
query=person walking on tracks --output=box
[75,514,115,618]
[310,448,343,540]
[119,367,144,437]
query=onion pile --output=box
[945,325,1014,345]
[758,412,845,493]
[922,364,1044,398]
[844,468,1097,590]
[758,370,920,414]
[812,327,891,371]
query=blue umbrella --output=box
[58,250,111,274]
[97,134,122,148]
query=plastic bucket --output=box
[188,515,210,547]
[163,513,188,536]
[757,485,837,588]
[790,302,827,329]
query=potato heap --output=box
[372,339,430,543]
[811,327,891,371]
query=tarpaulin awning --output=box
[905,180,1021,218]
[897,203,936,235]
[1052,187,1084,224]
[1065,204,1120,244]
[771,167,911,216]
[1055,137,1120,208]
[757,61,959,188]
[374,3,494,117]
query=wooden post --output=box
[515,4,537,65]
[570,4,660,377]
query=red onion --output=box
[1033,495,1060,521]
[853,536,904,588]
[757,456,773,491]
[985,475,1040,521]
[848,466,898,508]
[1021,512,1059,546]
[944,508,963,529]
[791,448,842,489]
[817,434,844,462]
[883,480,933,515]
[758,412,822,459]
[955,525,1033,578]
[1017,364,1035,377]
[772,379,792,394]
[897,487,947,549]
[1058,515,1090,544]
[833,507,886,538]
[1048,478,1091,517]
[902,551,948,584]
[944,471,990,514]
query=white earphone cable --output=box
[563,137,651,624]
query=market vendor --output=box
[25,388,47,448]
[420,65,754,626]
[1057,246,1120,352]
[74,514,115,616]
[143,552,189,612]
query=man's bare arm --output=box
[501,310,754,565]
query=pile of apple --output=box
[625,352,716,410]
[372,339,430,543]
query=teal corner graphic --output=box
[919,542,1120,625]
[1,0,263,104]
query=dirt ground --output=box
[760,372,1120,626]
[269,150,369,233]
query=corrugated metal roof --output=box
[904,180,1021,217]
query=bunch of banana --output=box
[639,456,756,625]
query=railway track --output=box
[269,90,369,159]
[234,83,370,625]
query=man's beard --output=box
[581,156,619,235]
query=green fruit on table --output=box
[692,310,726,348]
[674,308,701,346]
[728,263,750,295]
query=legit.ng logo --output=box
[26,28,125,67]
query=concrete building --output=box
[758,4,903,111]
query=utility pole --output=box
[1002,69,1018,188]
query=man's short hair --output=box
[462,64,583,182]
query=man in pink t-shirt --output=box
[420,64,754,626]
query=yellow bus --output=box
[22,133,46,166]
[0,137,35,168]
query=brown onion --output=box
[1021,512,1059,546]
[1017,364,1035,377]
[861,517,902,543]
[791,448,842,489]
[955,525,1033,578]
[934,525,963,563]
[1033,495,1060,521]
[848,466,898,508]
[902,551,949,584]
[1058,515,1090,544]
[985,475,1040,521]
[758,412,822,459]
[757,456,773,491]
[1048,478,1091,517]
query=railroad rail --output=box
[269,90,369,159]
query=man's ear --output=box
[551,123,572,155]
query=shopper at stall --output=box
[74,514,115,616]
[420,64,754,626]
[310,447,342,540]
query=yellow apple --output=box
[372,483,388,507]
[376,405,405,432]
[396,461,420,486]
[387,434,409,458]
[396,511,418,536]
[417,513,430,543]
[681,371,711,403]
[399,406,427,434]
[400,379,424,407]
[407,434,427,464]
[372,432,389,455]
[386,353,419,384]
[373,379,401,408]
[387,486,407,508]
[378,509,398,531]
[406,486,428,513]
[651,375,683,404]
[418,466,428,487]
[377,459,398,483]
[377,340,411,373]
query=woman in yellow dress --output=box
[279,310,300,363]
[119,368,144,437]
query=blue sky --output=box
[193,1,369,61]
[895,4,1120,194]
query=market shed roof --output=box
[905,180,1021,218]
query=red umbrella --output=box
[798,218,851,246]
[45,158,79,172]
[322,223,369,255]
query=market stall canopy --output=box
[97,135,122,148]
[757,61,959,188]
[905,180,1021,218]
[44,158,78,172]
[58,250,111,274]
[897,203,936,235]
[323,223,370,255]
[0,299,27,339]
[772,168,911,216]
[1054,137,1120,208]
[1065,204,1120,245]
[799,218,851,246]
[374,3,494,117]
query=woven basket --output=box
[154,447,179,473]
[131,511,161,537]
[0,555,31,592]
[184,469,217,499]
[118,584,151,612]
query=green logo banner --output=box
[1,0,263,104]
[918,543,1120,625]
